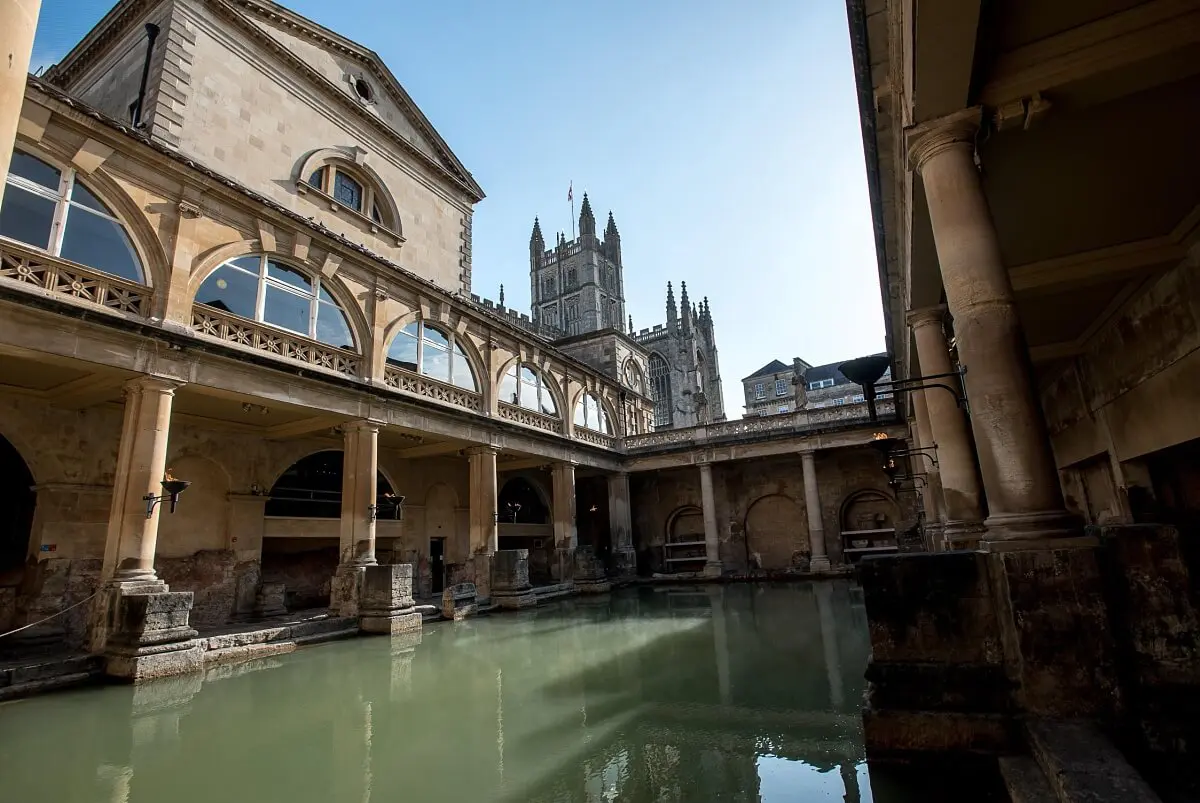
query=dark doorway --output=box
[0,435,35,584]
[430,538,445,594]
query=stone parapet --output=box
[358,564,420,635]
[104,591,202,682]
[491,549,536,610]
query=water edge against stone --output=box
[0,582,1005,802]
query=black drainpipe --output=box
[133,23,161,128]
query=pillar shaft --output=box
[909,107,1075,542]
[908,307,985,545]
[102,377,182,583]
[910,376,944,528]
[339,421,380,567]
[698,462,721,574]
[607,471,632,551]
[802,451,831,572]
[0,0,41,204]
[467,446,498,555]
[551,462,577,550]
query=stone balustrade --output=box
[383,365,483,413]
[192,304,363,378]
[498,401,564,435]
[0,241,152,318]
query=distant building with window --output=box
[742,354,891,417]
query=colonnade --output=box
[906,107,1080,547]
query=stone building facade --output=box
[742,355,891,417]
[0,0,907,677]
[631,282,726,429]
[845,0,1200,772]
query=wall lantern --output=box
[839,354,970,423]
[368,493,405,522]
[144,469,190,518]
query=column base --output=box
[807,556,831,574]
[492,549,537,609]
[104,591,201,683]
[551,547,576,585]
[254,581,288,618]
[923,521,945,552]
[943,521,987,551]
[612,546,636,579]
[358,564,421,635]
[441,583,478,620]
[982,510,1083,544]
[88,577,171,654]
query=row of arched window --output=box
[0,147,624,436]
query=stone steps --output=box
[1014,720,1163,803]
[198,615,358,666]
[0,653,104,701]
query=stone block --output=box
[858,551,1002,665]
[862,708,1015,756]
[358,564,420,635]
[987,546,1119,718]
[330,565,365,617]
[491,549,536,610]
[441,583,477,620]
[574,546,611,594]
[104,591,202,683]
[254,581,287,618]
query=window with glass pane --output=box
[0,150,145,283]
[385,321,477,391]
[308,167,325,190]
[195,254,357,350]
[333,172,363,211]
[775,379,787,396]
[505,363,557,415]
[575,393,610,434]
[649,353,672,428]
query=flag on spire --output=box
[568,181,573,203]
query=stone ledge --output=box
[865,662,1012,713]
[864,708,1017,756]
[997,756,1057,803]
[1026,719,1163,803]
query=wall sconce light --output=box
[368,493,405,522]
[145,470,190,518]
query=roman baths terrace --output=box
[0,0,1198,801]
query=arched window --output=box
[196,255,356,350]
[500,362,558,416]
[306,162,394,229]
[649,353,673,428]
[266,450,394,518]
[574,392,611,434]
[0,149,143,282]
[387,320,477,391]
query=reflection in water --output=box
[0,582,982,802]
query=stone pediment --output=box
[221,0,482,200]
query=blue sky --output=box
[33,0,885,415]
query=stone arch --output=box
[839,488,899,533]
[570,387,617,435]
[187,247,372,355]
[378,311,486,394]
[8,140,170,306]
[157,454,230,558]
[498,475,551,524]
[265,449,396,518]
[0,432,37,579]
[745,493,807,571]
[294,147,402,235]
[666,505,704,543]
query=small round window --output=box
[353,77,374,103]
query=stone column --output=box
[801,451,831,572]
[101,377,183,586]
[907,307,985,547]
[698,462,722,576]
[910,379,946,549]
[607,471,635,577]
[466,446,498,600]
[551,461,577,583]
[909,107,1077,544]
[0,0,41,200]
[331,420,380,617]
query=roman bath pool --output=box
[0,582,1004,801]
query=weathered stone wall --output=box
[1042,258,1200,524]
[630,448,904,573]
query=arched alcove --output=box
[265,450,394,518]
[839,489,898,533]
[497,476,549,524]
[157,455,230,558]
[0,434,35,582]
[745,494,806,570]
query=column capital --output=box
[124,375,185,396]
[905,305,949,329]
[342,419,383,434]
[552,459,578,469]
[906,107,982,174]
[464,445,500,457]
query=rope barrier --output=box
[0,590,100,640]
